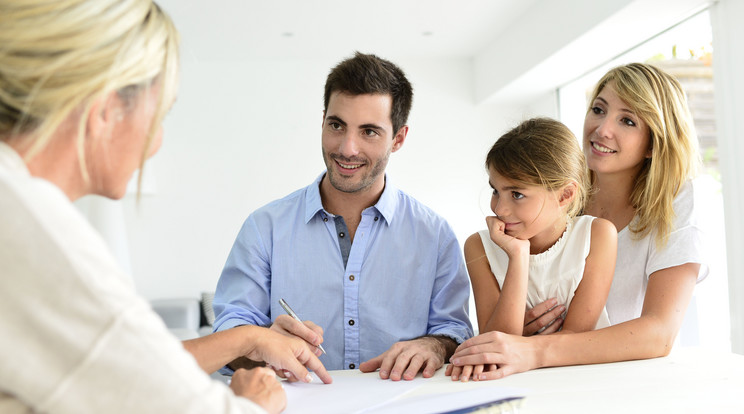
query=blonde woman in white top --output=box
[448,63,706,380]
[0,1,329,413]
[449,118,617,382]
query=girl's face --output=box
[488,167,566,248]
[583,82,652,178]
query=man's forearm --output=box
[420,334,459,360]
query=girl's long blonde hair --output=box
[0,0,180,190]
[588,63,701,247]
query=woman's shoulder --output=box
[672,176,712,223]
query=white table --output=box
[293,347,744,413]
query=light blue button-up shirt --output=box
[213,173,473,370]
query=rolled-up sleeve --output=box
[427,224,474,344]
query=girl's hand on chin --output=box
[485,216,530,258]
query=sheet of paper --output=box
[361,385,526,414]
[282,372,422,414]
[283,372,526,413]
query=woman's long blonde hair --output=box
[0,0,179,189]
[588,63,701,247]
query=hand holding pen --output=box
[270,298,327,356]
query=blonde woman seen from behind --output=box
[0,1,329,413]
[448,63,706,380]
[448,118,617,382]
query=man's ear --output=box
[391,125,408,152]
[321,110,326,128]
[558,182,578,207]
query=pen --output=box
[279,298,327,354]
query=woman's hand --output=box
[229,367,286,414]
[248,328,332,384]
[448,331,540,380]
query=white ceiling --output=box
[158,0,541,60]
[157,0,713,105]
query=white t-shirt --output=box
[606,179,709,325]
[0,142,265,414]
[479,215,611,330]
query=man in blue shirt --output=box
[213,52,473,381]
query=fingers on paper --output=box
[446,364,459,380]
[299,351,333,384]
[400,353,427,380]
[359,354,383,374]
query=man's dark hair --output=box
[323,51,413,135]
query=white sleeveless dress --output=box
[478,215,611,330]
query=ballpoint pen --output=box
[279,298,327,354]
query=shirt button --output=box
[323,217,328,222]
[349,363,356,369]
[339,232,345,238]
[374,216,379,221]
[349,275,355,281]
[348,319,355,326]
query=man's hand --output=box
[229,367,286,414]
[523,298,565,336]
[270,314,325,357]
[359,336,456,381]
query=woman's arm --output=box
[560,218,617,333]
[450,262,699,379]
[182,325,332,383]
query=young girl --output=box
[461,118,617,380]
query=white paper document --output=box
[282,372,525,414]
[282,372,420,414]
[362,385,525,413]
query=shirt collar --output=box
[303,171,398,225]
[0,141,30,176]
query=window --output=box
[558,10,730,351]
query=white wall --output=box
[122,53,513,300]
